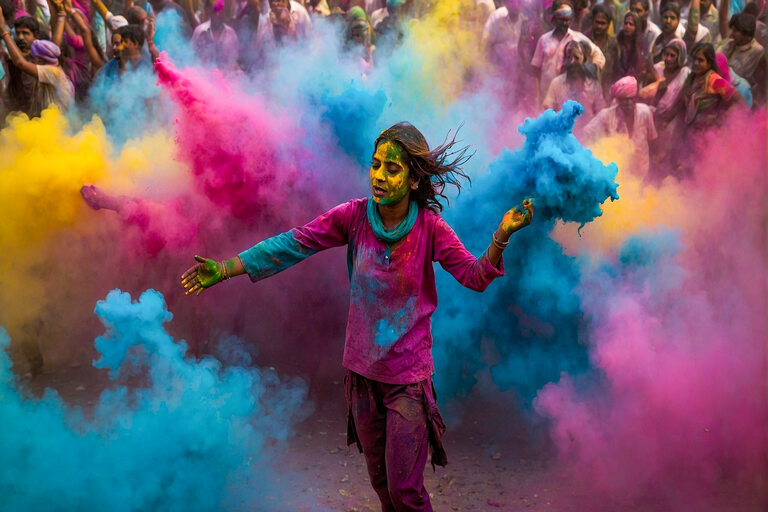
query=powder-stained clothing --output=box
[646,62,692,111]
[346,371,445,511]
[682,70,736,128]
[191,20,240,71]
[95,52,154,82]
[543,72,605,120]
[718,38,766,104]
[239,198,505,385]
[729,68,753,107]
[370,7,388,30]
[248,0,312,52]
[531,28,606,98]
[608,0,630,34]
[650,22,711,62]
[35,64,75,113]
[641,63,691,177]
[482,7,526,67]
[62,22,94,99]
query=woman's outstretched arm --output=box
[180,199,361,296]
[434,198,533,293]
[181,231,320,295]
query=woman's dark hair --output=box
[13,16,41,37]
[632,0,650,11]
[565,61,590,83]
[0,0,16,23]
[730,12,757,38]
[618,12,647,74]
[619,11,643,41]
[591,3,611,23]
[374,123,472,212]
[562,39,583,61]
[630,0,650,31]
[579,39,593,61]
[691,42,721,74]
[661,1,681,18]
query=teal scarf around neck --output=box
[367,197,418,244]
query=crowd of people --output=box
[485,0,765,178]
[0,0,765,178]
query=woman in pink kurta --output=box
[181,122,533,511]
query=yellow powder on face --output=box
[370,141,410,205]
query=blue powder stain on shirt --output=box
[374,298,415,347]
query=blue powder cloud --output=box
[0,289,312,510]
[432,102,619,405]
[83,64,167,147]
[316,83,388,167]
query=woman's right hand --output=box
[181,255,223,296]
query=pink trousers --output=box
[345,371,447,512]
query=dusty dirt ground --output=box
[276,397,565,512]
[16,362,766,512]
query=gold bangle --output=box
[492,233,509,250]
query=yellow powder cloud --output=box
[552,135,693,256]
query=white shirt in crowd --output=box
[678,19,711,43]
[364,0,384,15]
[290,0,312,38]
[531,28,606,98]
[370,7,388,30]
[584,103,658,177]
[643,20,662,54]
[37,64,75,113]
[253,0,312,44]
[482,6,525,57]
[543,73,605,119]
[649,21,711,58]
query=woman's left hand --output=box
[500,199,533,235]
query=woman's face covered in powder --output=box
[370,141,414,205]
